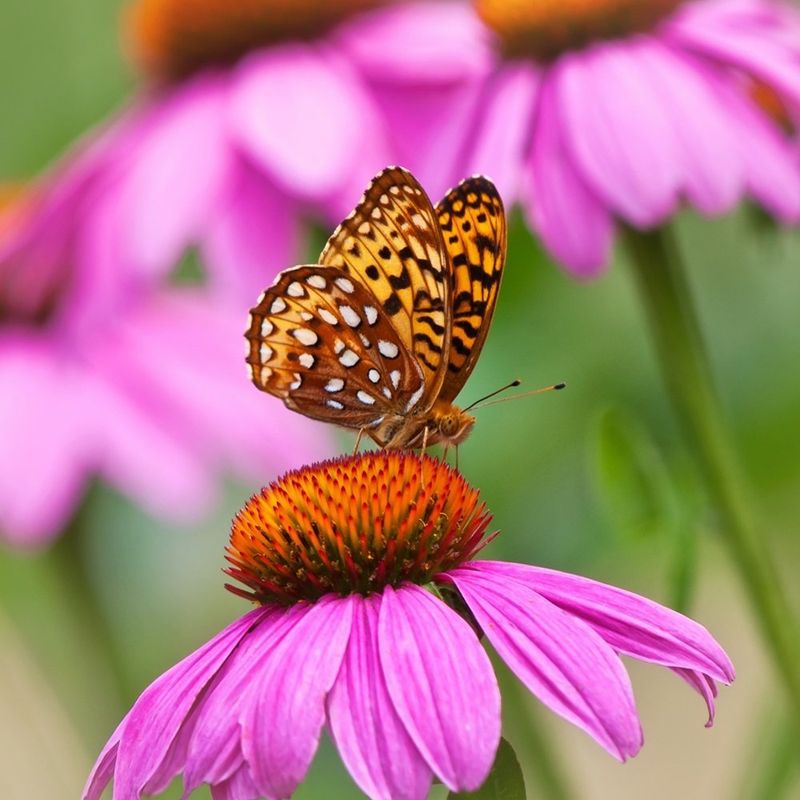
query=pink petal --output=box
[230,45,372,198]
[668,7,800,109]
[183,607,303,791]
[241,596,353,799]
[459,65,538,203]
[210,765,260,800]
[336,2,492,83]
[378,584,500,793]
[83,718,125,800]
[109,609,265,800]
[448,565,642,761]
[0,340,88,547]
[638,43,743,214]
[526,73,614,276]
[556,40,682,227]
[201,159,302,301]
[673,668,719,728]
[480,561,734,684]
[327,594,432,800]
[119,76,233,276]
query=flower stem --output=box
[624,225,800,742]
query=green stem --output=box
[624,226,800,745]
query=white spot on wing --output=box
[334,338,345,354]
[339,305,361,328]
[411,213,427,229]
[368,369,380,384]
[339,349,360,367]
[260,366,272,384]
[318,308,338,325]
[246,363,254,379]
[300,311,313,322]
[325,379,344,393]
[378,340,399,359]
[390,370,401,389]
[405,384,425,411]
[290,373,302,390]
[383,387,392,399]
[287,282,305,298]
[306,274,326,289]
[270,297,287,314]
[358,222,370,235]
[371,207,381,219]
[360,334,372,348]
[326,399,344,410]
[299,353,315,368]
[335,277,355,294]
[260,344,273,363]
[260,319,273,337]
[293,328,318,346]
[357,391,376,405]
[364,306,378,325]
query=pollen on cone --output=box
[226,451,493,604]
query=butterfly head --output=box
[430,401,475,447]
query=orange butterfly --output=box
[245,166,506,449]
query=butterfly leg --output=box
[442,444,450,464]
[353,427,365,455]
[455,446,460,471]
[420,425,430,456]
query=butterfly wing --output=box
[246,265,425,430]
[435,176,507,403]
[319,166,450,413]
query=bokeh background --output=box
[2,1,800,798]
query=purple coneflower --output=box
[342,0,800,275]
[85,452,733,800]
[0,167,327,547]
[14,0,398,303]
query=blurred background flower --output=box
[2,0,800,798]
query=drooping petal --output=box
[210,764,260,800]
[230,45,372,198]
[183,607,302,791]
[378,584,500,793]
[119,75,234,276]
[83,718,125,800]
[525,71,613,276]
[556,39,682,227]
[673,668,719,728]
[327,594,432,800]
[108,609,266,800]
[478,561,735,684]
[241,595,353,800]
[447,566,643,761]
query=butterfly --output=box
[245,166,506,450]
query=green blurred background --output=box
[2,1,800,798]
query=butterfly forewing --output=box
[246,265,424,429]
[435,176,507,402]
[319,167,450,408]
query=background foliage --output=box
[2,1,800,798]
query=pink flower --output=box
[0,155,330,548]
[85,452,734,800]
[49,0,397,302]
[341,0,800,275]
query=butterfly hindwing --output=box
[319,166,450,410]
[246,265,424,429]
[435,176,507,403]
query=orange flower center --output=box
[125,0,392,81]
[475,0,686,60]
[226,451,493,604]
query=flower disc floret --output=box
[226,451,492,603]
[476,0,685,60]
[126,0,390,79]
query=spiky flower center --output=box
[475,0,686,60]
[226,451,492,604]
[125,0,391,80]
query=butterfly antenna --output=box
[472,382,566,411]
[463,380,522,412]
